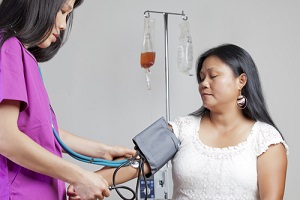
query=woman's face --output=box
[198,56,241,112]
[37,0,75,48]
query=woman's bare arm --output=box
[96,158,151,185]
[257,143,287,200]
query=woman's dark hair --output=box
[191,44,283,138]
[0,0,84,62]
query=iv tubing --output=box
[145,69,151,90]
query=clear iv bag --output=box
[140,17,156,90]
[177,21,193,76]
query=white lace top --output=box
[169,115,288,200]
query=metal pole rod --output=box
[163,13,171,200]
[164,13,170,122]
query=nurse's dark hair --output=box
[0,0,84,62]
[190,44,283,138]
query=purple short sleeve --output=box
[0,37,28,110]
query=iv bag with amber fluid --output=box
[140,17,156,90]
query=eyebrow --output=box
[200,68,217,74]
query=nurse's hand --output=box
[102,145,136,161]
[70,171,110,200]
[67,185,80,200]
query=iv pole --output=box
[143,10,188,199]
[143,10,188,122]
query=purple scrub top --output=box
[0,37,66,200]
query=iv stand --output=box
[144,10,188,122]
[143,10,188,199]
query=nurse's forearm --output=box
[0,128,85,185]
[59,128,110,157]
[0,100,85,186]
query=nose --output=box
[200,78,209,89]
[56,14,67,32]
[58,21,66,31]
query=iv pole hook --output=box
[144,10,188,21]
[181,10,188,20]
[144,10,150,18]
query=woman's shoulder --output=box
[252,121,281,138]
[169,115,200,138]
[251,121,289,156]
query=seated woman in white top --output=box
[67,43,288,200]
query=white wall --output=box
[40,0,300,199]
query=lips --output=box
[53,33,60,38]
[200,92,213,100]
[52,33,60,42]
[201,92,211,96]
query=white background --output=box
[40,0,299,199]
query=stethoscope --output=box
[40,67,148,200]
[50,105,149,200]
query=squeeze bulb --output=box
[140,17,156,90]
[177,21,193,76]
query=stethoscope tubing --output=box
[51,124,128,167]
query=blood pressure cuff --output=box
[132,117,180,177]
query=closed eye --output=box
[199,75,217,82]
[61,3,73,15]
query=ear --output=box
[237,73,247,90]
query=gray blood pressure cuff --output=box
[132,117,180,177]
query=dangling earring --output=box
[237,92,247,109]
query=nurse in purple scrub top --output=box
[0,0,136,200]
